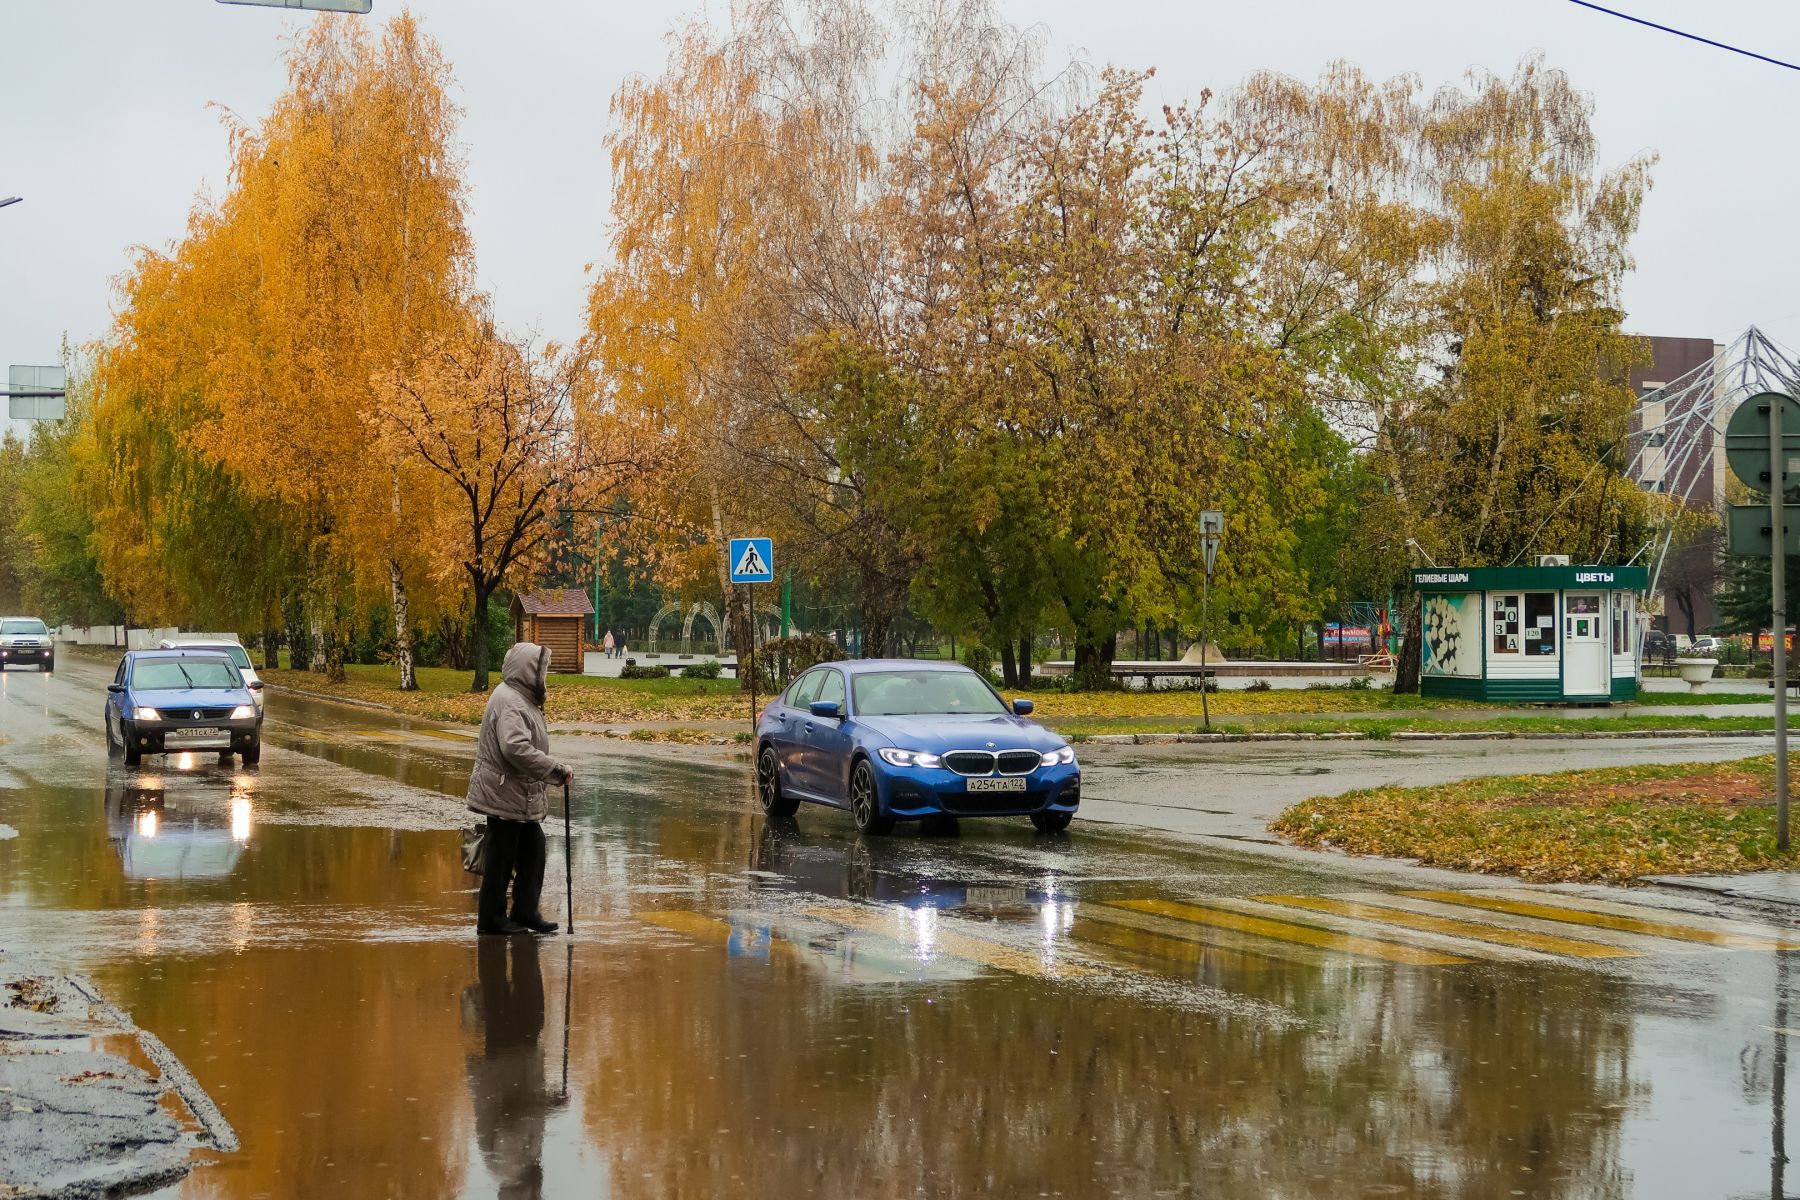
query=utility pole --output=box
[601,528,615,647]
[1774,399,1790,851]
[1199,511,1224,730]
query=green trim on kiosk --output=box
[1412,566,1649,593]
[1412,564,1646,704]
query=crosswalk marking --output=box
[1077,902,1337,967]
[1404,890,1800,952]
[1256,895,1639,960]
[1073,912,1286,976]
[1476,887,1800,945]
[804,904,1102,979]
[639,910,736,941]
[1108,898,1471,967]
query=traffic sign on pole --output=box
[1724,391,1797,850]
[728,537,774,584]
[1197,510,1223,731]
[1727,504,1800,557]
[1727,392,1800,494]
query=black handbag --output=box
[461,821,487,875]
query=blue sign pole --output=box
[729,538,775,735]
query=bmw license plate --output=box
[966,777,1026,793]
[165,727,223,742]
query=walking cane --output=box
[563,779,574,935]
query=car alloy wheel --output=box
[849,760,893,835]
[758,746,797,817]
[105,709,122,758]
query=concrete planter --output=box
[1674,657,1718,693]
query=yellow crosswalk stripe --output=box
[1404,890,1800,952]
[639,910,736,941]
[1077,902,1336,966]
[1109,899,1471,966]
[1072,913,1285,975]
[804,904,1102,979]
[1257,895,1638,959]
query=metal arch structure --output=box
[1622,327,1800,596]
[681,603,722,648]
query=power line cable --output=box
[1564,0,1800,72]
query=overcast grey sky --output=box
[4,0,1798,436]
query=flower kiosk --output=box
[1412,564,1649,703]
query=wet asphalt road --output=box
[4,657,1800,1198]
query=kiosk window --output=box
[1491,594,1523,655]
[1523,593,1557,656]
[1612,596,1633,654]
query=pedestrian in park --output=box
[602,629,614,659]
[468,642,572,936]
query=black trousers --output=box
[478,816,546,928]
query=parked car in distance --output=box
[1685,636,1725,656]
[754,659,1080,835]
[159,637,263,714]
[104,649,265,767]
[0,617,54,672]
[1642,629,1676,661]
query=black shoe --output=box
[477,919,531,936]
[513,915,560,935]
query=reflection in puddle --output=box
[0,752,1794,1197]
[108,767,256,880]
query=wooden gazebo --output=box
[511,589,593,674]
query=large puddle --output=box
[1,726,1796,1196]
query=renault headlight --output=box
[230,705,256,719]
[135,707,160,721]
[878,747,942,768]
[1040,745,1076,767]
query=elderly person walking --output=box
[469,642,572,936]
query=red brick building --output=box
[1627,335,1724,636]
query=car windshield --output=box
[1,620,47,636]
[852,670,1007,717]
[166,641,252,669]
[132,659,239,690]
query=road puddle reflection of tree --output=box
[1,772,1781,1197]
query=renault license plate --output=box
[966,777,1026,793]
[166,727,222,741]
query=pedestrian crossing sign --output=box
[729,537,774,584]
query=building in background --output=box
[1627,335,1726,637]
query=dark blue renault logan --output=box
[104,649,265,767]
[755,660,1079,835]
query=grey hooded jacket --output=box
[466,642,568,823]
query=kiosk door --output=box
[1564,593,1608,697]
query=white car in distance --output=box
[158,637,265,715]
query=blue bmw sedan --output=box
[755,660,1080,835]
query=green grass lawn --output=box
[1628,689,1771,706]
[1054,713,1777,739]
[1274,756,1800,882]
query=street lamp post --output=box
[1199,510,1224,730]
[0,197,21,210]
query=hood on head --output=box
[502,641,550,702]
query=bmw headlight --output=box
[1040,745,1076,767]
[230,705,256,719]
[135,707,160,721]
[878,747,943,768]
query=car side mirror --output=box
[107,684,124,694]
[247,680,265,690]
[1011,698,1035,715]
[809,700,845,720]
